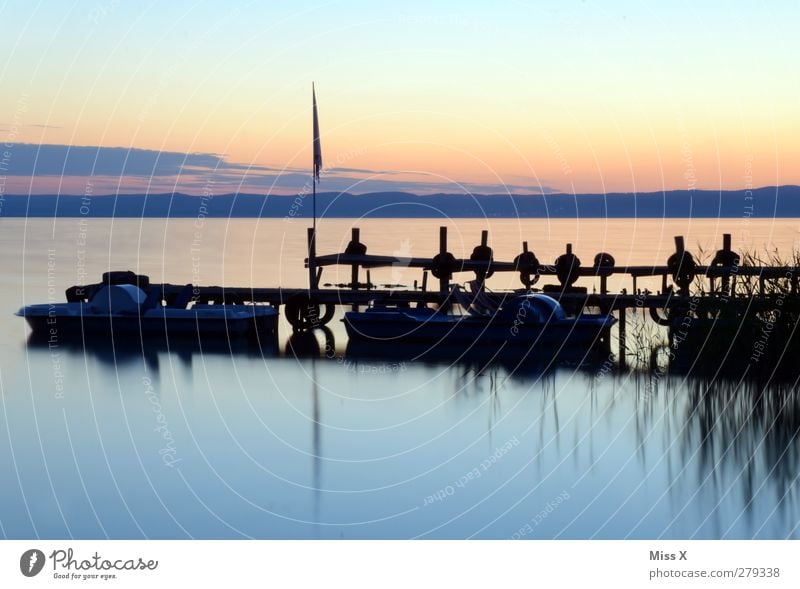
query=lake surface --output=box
[0,217,798,539]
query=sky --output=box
[0,1,798,196]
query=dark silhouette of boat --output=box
[17,272,278,340]
[343,284,615,353]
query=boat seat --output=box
[467,280,501,315]
[451,282,498,317]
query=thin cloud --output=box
[1,143,556,195]
[1,143,279,177]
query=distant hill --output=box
[1,186,797,218]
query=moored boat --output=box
[17,274,278,340]
[343,284,615,352]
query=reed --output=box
[621,246,800,376]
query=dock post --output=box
[439,226,449,295]
[720,233,732,294]
[618,306,627,369]
[307,227,317,291]
[598,247,608,294]
[474,230,491,286]
[351,227,360,290]
[671,235,692,295]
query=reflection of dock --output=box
[63,227,800,369]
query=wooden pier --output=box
[65,227,800,368]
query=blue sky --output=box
[1,1,798,195]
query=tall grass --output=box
[623,246,800,376]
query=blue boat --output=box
[343,285,615,352]
[17,281,278,340]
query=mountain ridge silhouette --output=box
[1,186,796,218]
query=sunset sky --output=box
[1,1,797,196]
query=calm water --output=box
[0,217,799,539]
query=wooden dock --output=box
[65,226,800,368]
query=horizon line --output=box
[1,184,794,199]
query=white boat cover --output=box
[88,285,147,314]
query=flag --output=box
[312,83,322,183]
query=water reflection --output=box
[683,376,800,531]
[626,365,800,538]
[285,327,336,360]
[344,337,609,376]
[9,325,798,539]
[26,330,279,376]
[311,359,322,529]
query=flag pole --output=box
[309,160,316,290]
[309,82,322,291]
[312,164,316,234]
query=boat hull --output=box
[19,303,278,340]
[343,308,613,351]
